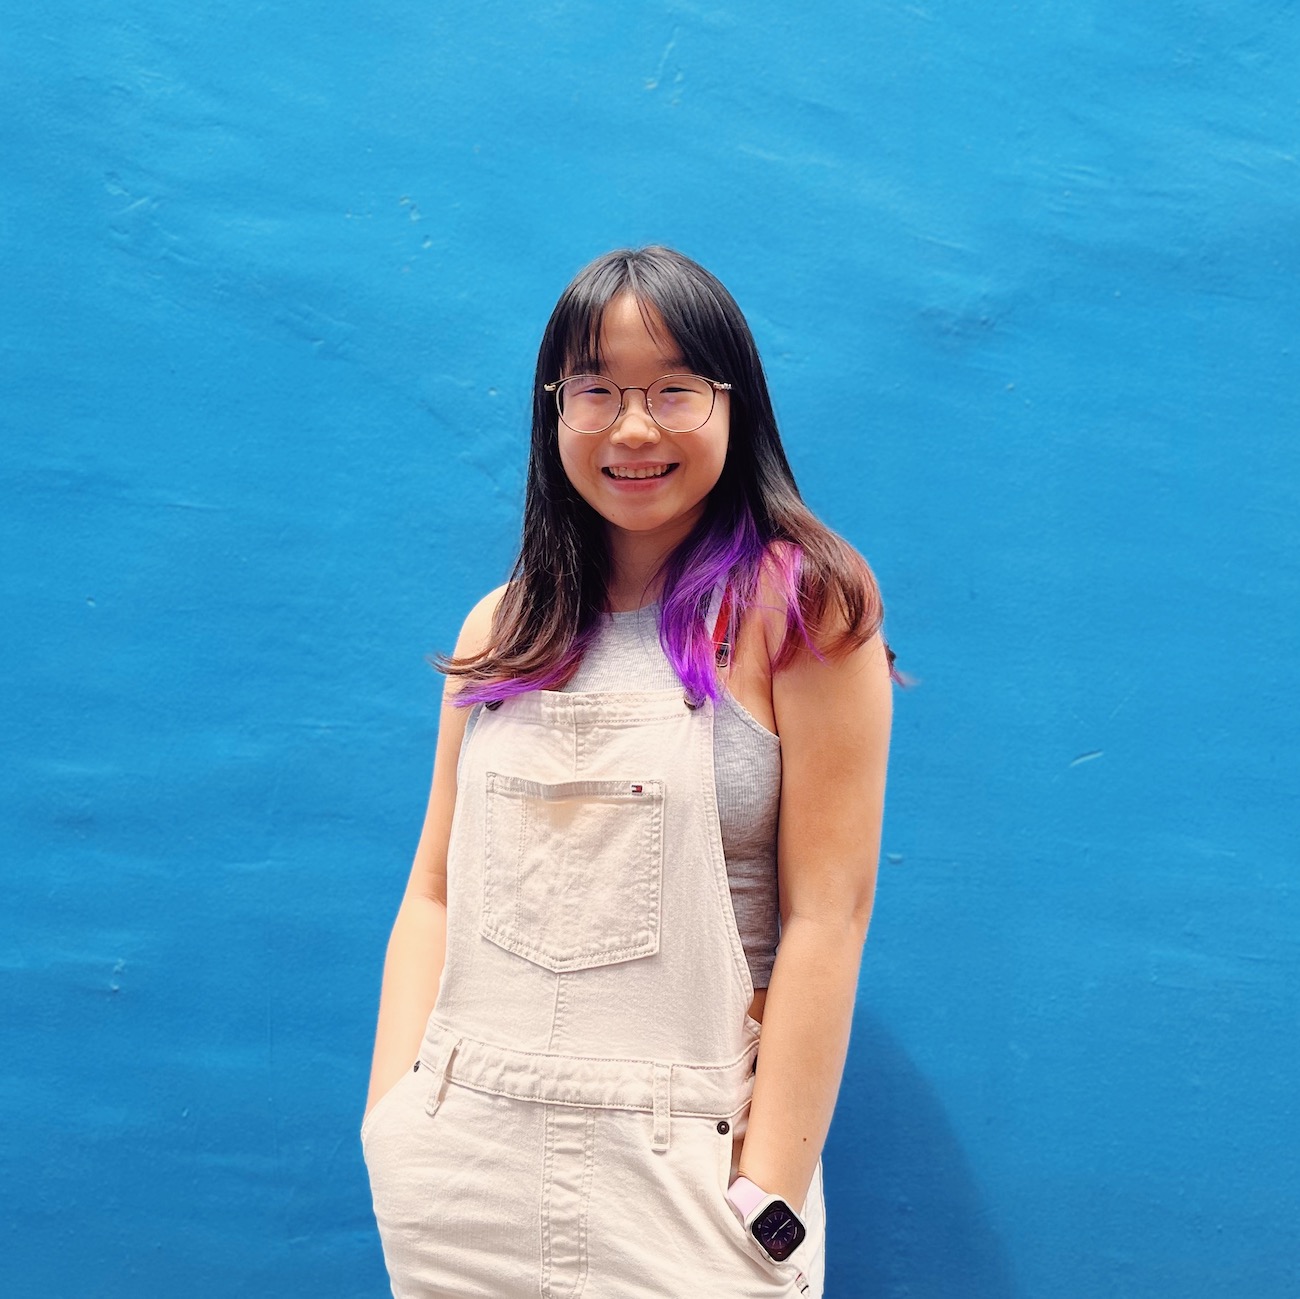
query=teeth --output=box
[608,465,673,479]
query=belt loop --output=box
[651,1063,672,1153]
[424,1033,461,1117]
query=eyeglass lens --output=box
[556,375,716,434]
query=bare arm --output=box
[737,595,894,1210]
[364,586,506,1115]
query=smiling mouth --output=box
[603,464,679,480]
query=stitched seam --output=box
[488,936,658,968]
[514,791,527,935]
[540,1106,554,1299]
[425,1026,757,1073]
[427,1078,748,1119]
[486,775,666,801]
[572,1110,595,1299]
[547,972,564,1052]
[694,701,756,1003]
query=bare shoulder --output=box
[771,608,893,715]
[426,577,507,832]
[748,539,881,665]
[454,583,510,658]
[443,583,510,700]
[766,533,892,698]
[735,536,892,759]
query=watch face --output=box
[752,1200,806,1262]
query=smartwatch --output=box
[725,1175,808,1265]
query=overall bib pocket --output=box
[482,772,664,972]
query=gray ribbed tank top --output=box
[565,602,781,989]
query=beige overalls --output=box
[363,590,827,1296]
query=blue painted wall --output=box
[4,2,1297,1294]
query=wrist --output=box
[734,1165,805,1216]
[725,1175,809,1266]
[725,1175,767,1220]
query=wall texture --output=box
[3,2,1297,1295]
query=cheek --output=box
[557,438,589,492]
[698,428,729,490]
[557,444,613,518]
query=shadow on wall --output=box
[825,1015,1020,1299]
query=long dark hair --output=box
[439,246,896,704]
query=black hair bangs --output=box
[540,247,743,387]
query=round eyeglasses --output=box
[544,373,731,436]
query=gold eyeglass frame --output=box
[543,373,732,435]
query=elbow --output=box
[778,851,880,945]
[783,894,875,948]
[848,894,876,944]
[844,896,875,946]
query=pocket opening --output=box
[360,1059,419,1147]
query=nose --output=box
[610,388,660,447]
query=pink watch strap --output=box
[725,1175,768,1219]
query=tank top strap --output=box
[706,578,734,673]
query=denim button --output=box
[413,1061,421,1072]
[717,1120,730,1135]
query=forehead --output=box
[568,294,685,371]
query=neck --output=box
[604,550,667,612]
[604,517,698,612]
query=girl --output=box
[362,246,894,1297]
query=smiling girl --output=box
[362,246,895,1297]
